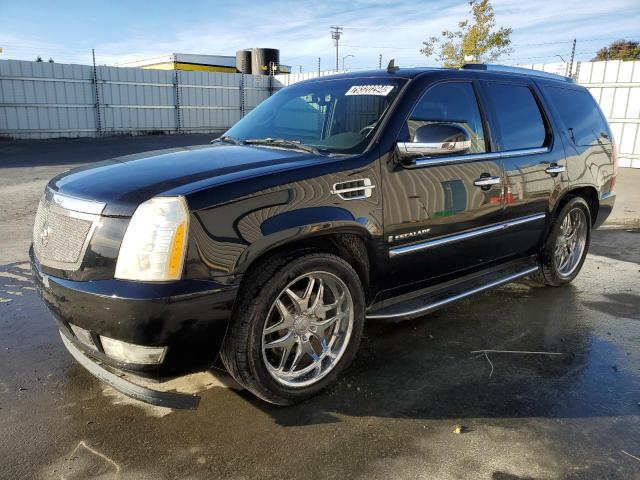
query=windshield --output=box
[223,78,406,155]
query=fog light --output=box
[69,324,97,350]
[100,336,167,365]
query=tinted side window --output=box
[544,87,609,146]
[408,82,486,153]
[486,83,547,151]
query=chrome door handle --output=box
[545,165,565,174]
[473,176,501,187]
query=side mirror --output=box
[397,123,471,158]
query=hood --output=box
[49,144,320,216]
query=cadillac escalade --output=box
[31,63,617,407]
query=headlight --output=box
[115,196,189,281]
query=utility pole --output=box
[378,54,382,69]
[330,26,343,72]
[568,38,576,78]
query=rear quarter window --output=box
[485,82,548,151]
[544,87,609,146]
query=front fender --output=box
[236,218,379,275]
[184,164,383,280]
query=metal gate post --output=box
[240,73,245,118]
[174,69,182,133]
[268,61,274,97]
[91,49,102,136]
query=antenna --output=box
[387,59,399,73]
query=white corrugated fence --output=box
[0,60,292,140]
[521,60,640,168]
[1,58,639,168]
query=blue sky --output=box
[1,0,639,71]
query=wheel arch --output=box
[553,185,599,225]
[541,185,598,250]
[236,226,377,303]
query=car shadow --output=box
[208,279,638,427]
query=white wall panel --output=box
[6,58,635,166]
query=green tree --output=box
[421,0,512,68]
[592,39,640,61]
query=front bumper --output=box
[31,248,239,377]
[60,333,200,409]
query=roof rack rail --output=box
[461,64,574,83]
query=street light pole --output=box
[342,54,354,71]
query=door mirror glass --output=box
[397,123,471,157]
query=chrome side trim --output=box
[45,187,106,215]
[366,265,539,319]
[398,140,471,156]
[504,213,547,227]
[389,213,546,258]
[412,147,549,167]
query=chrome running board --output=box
[366,262,538,320]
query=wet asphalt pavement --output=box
[1,136,639,480]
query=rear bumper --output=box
[31,248,239,376]
[594,191,616,229]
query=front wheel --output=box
[530,196,591,286]
[221,252,365,405]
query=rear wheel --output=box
[530,196,591,286]
[221,252,365,405]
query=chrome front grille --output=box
[32,189,105,271]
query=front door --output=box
[382,80,505,293]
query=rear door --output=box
[540,85,614,193]
[382,78,505,290]
[478,79,563,257]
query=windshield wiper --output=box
[244,138,325,156]
[212,135,245,145]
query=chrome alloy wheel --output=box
[554,207,588,278]
[261,271,354,388]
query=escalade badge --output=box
[389,228,431,243]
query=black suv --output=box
[31,64,617,408]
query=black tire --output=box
[220,252,365,405]
[530,196,592,287]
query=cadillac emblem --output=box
[40,224,52,247]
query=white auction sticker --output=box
[345,85,394,96]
